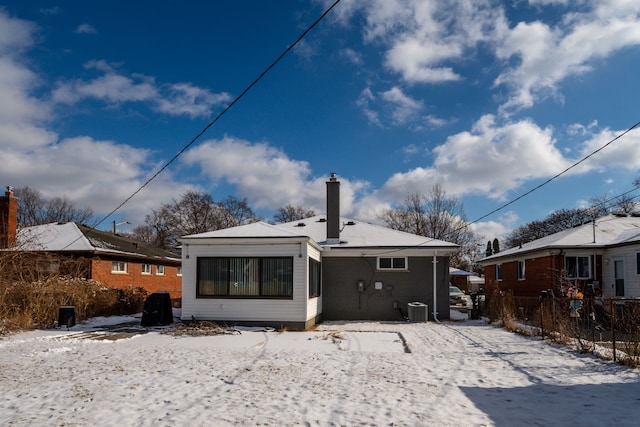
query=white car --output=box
[449,286,467,306]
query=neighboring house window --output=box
[37,259,60,273]
[495,264,503,281]
[565,256,590,279]
[177,266,182,276]
[156,265,165,275]
[142,264,151,275]
[309,258,321,298]
[517,260,525,280]
[377,257,407,270]
[112,261,128,273]
[197,257,293,298]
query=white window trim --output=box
[376,256,408,271]
[156,265,165,276]
[176,266,182,276]
[141,264,152,275]
[111,261,128,274]
[564,255,591,279]
[495,264,503,281]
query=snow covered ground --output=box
[1,310,640,426]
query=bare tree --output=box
[15,186,94,226]
[220,196,260,225]
[504,207,600,249]
[378,185,480,269]
[273,204,315,223]
[136,191,258,249]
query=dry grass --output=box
[0,252,146,332]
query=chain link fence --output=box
[484,292,640,367]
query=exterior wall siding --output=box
[181,242,315,327]
[321,255,450,321]
[602,245,640,298]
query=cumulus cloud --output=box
[495,1,640,111]
[332,0,504,84]
[181,136,370,216]
[0,12,198,225]
[378,114,569,201]
[51,60,232,118]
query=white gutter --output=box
[433,251,440,322]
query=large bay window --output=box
[197,257,293,298]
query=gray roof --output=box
[183,215,459,251]
[480,214,640,263]
[17,222,180,262]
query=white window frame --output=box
[377,257,408,271]
[111,261,128,274]
[565,255,591,279]
[495,264,503,281]
[156,265,165,276]
[176,266,182,276]
[142,263,152,275]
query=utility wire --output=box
[91,0,342,231]
[61,0,342,250]
[467,119,640,227]
[372,118,640,255]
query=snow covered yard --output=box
[1,314,640,426]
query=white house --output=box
[180,174,459,329]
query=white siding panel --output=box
[181,241,311,322]
[602,246,640,298]
[306,244,322,320]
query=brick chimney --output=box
[326,173,340,244]
[0,186,18,248]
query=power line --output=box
[467,119,640,227]
[372,118,640,255]
[91,0,342,231]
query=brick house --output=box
[478,214,640,301]
[1,187,182,304]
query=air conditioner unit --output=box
[408,302,428,322]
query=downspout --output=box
[433,251,440,322]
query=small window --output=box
[309,258,321,298]
[112,261,128,274]
[142,264,151,275]
[565,256,590,279]
[517,260,525,280]
[37,259,60,273]
[495,264,503,281]
[176,266,182,276]
[156,265,165,275]
[377,257,407,270]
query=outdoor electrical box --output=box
[357,280,365,292]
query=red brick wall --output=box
[484,253,602,298]
[0,189,18,249]
[90,258,182,301]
